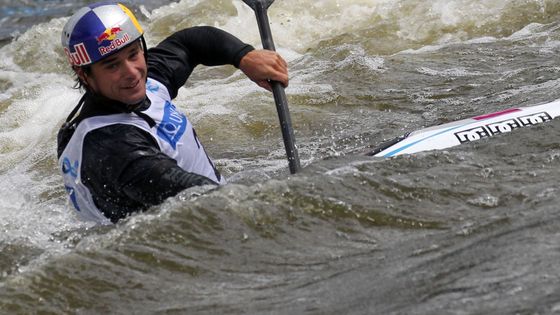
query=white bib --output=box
[59,78,225,224]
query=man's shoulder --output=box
[85,123,153,142]
[83,124,158,155]
[146,77,171,101]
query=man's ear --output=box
[73,66,88,86]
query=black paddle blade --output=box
[242,0,275,11]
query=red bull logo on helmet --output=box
[64,43,92,66]
[97,26,132,56]
[97,27,122,43]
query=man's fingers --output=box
[270,73,289,88]
[239,50,290,91]
[257,80,272,92]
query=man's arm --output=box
[81,124,217,221]
[147,26,255,99]
[147,26,290,98]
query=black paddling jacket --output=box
[57,26,254,223]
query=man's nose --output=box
[121,59,137,77]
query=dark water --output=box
[1,0,560,314]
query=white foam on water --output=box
[0,17,89,268]
[146,0,383,52]
[416,66,486,78]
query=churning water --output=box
[1,0,560,314]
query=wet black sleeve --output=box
[81,124,217,221]
[147,26,254,99]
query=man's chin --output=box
[123,92,147,105]
[126,97,146,105]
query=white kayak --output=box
[369,99,560,157]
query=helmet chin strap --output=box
[140,35,148,66]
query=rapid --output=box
[1,0,560,314]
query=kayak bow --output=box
[369,100,560,157]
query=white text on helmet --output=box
[98,33,131,56]
[64,43,92,66]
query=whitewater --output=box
[1,0,560,314]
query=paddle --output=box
[242,0,301,174]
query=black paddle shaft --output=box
[242,0,301,174]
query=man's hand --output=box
[239,49,289,92]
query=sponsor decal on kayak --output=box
[518,112,552,126]
[455,112,552,143]
[455,126,490,143]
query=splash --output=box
[0,0,559,298]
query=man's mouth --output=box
[123,80,139,89]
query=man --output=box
[57,2,289,224]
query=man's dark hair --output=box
[73,65,92,91]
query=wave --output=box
[1,1,560,312]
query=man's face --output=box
[83,42,147,104]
